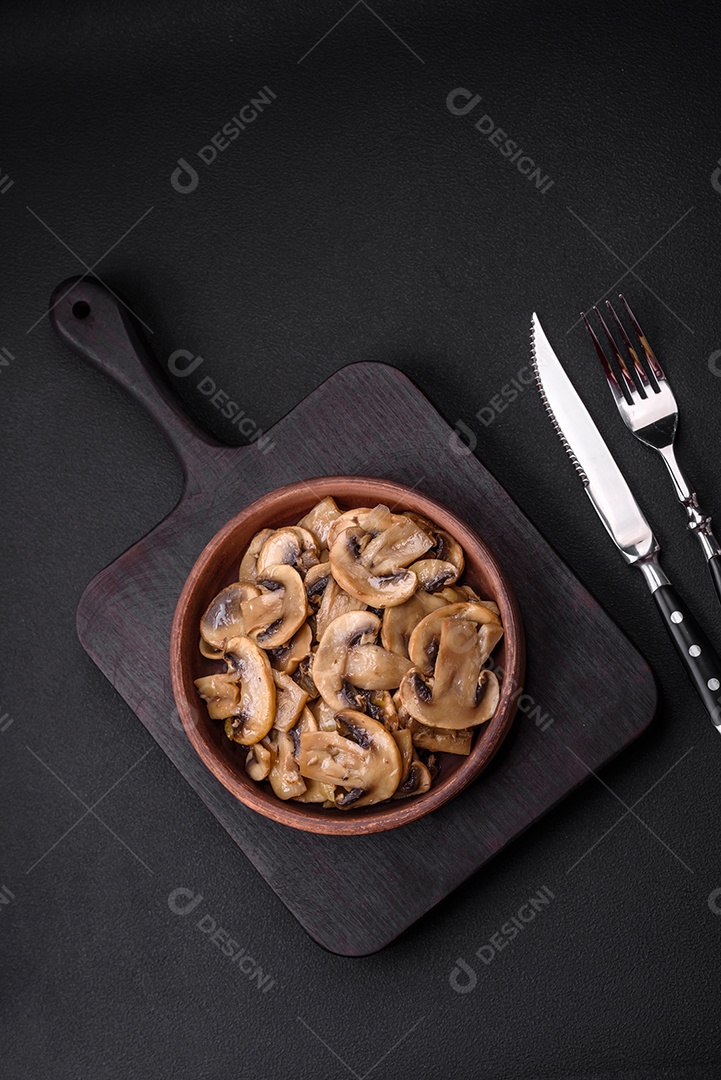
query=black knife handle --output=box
[708,554,721,609]
[653,583,721,730]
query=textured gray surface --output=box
[2,0,721,1075]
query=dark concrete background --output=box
[2,1,721,1076]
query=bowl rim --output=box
[170,476,525,835]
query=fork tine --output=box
[619,294,666,382]
[605,300,651,394]
[593,305,640,400]
[581,310,627,404]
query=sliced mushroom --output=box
[409,719,473,756]
[290,708,335,802]
[315,575,367,641]
[238,528,275,582]
[410,558,461,593]
[267,730,306,799]
[344,645,412,689]
[330,525,425,608]
[380,590,449,658]
[326,507,373,550]
[392,755,433,798]
[198,637,224,661]
[408,601,503,677]
[256,526,319,577]
[200,581,260,650]
[245,741,273,781]
[304,562,332,610]
[220,636,276,744]
[399,618,501,729]
[266,623,312,674]
[241,564,308,648]
[405,512,465,578]
[293,650,319,699]
[194,673,240,720]
[391,727,413,783]
[308,696,338,731]
[359,689,399,731]
[271,669,308,732]
[297,496,341,548]
[297,708,402,807]
[313,610,381,710]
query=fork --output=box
[583,295,721,605]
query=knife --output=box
[531,312,721,732]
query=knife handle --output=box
[708,555,721,609]
[652,582,721,731]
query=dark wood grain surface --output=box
[52,279,657,956]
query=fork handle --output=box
[648,578,721,732]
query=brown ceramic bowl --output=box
[170,477,524,835]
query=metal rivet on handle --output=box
[689,645,702,657]
[708,678,720,691]
[671,611,684,624]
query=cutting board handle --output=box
[49,277,226,480]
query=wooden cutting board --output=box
[50,278,657,956]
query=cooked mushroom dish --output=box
[194,498,504,809]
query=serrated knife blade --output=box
[530,312,657,563]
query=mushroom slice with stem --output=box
[238,528,275,583]
[200,581,260,651]
[297,708,402,808]
[220,636,276,744]
[380,590,448,658]
[313,610,381,711]
[330,525,425,608]
[344,645,412,690]
[267,730,307,800]
[271,669,308,732]
[399,618,501,730]
[408,601,503,677]
[245,741,273,781]
[266,623,312,675]
[256,526,319,578]
[409,718,473,756]
[241,564,308,649]
[194,673,240,720]
[297,496,341,549]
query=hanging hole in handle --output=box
[73,300,91,319]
